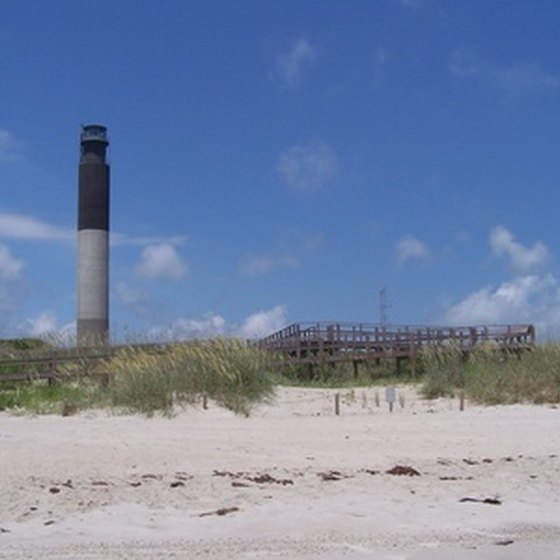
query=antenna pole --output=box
[379,287,390,328]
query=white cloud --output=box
[0,210,187,249]
[498,63,559,95]
[240,254,300,277]
[0,284,17,317]
[145,312,228,341]
[122,304,289,342]
[449,49,559,96]
[442,274,556,327]
[116,281,144,307]
[490,226,548,271]
[441,227,560,336]
[18,311,75,342]
[277,141,338,193]
[396,0,423,8]
[111,233,188,247]
[168,313,227,339]
[0,211,73,242]
[449,48,482,78]
[277,38,316,87]
[0,129,20,162]
[240,305,288,339]
[395,235,430,265]
[0,211,188,253]
[135,243,188,281]
[301,233,323,251]
[373,47,387,86]
[20,311,59,336]
[115,280,156,318]
[0,243,23,279]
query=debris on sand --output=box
[213,470,293,485]
[199,506,240,517]
[174,472,192,481]
[386,465,421,476]
[318,470,347,481]
[247,473,293,485]
[140,474,161,480]
[213,470,245,479]
[459,496,502,505]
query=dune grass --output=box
[104,339,275,416]
[2,337,559,415]
[275,357,420,388]
[0,338,275,417]
[0,382,101,415]
[421,343,560,405]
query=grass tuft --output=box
[103,338,275,416]
[422,343,560,405]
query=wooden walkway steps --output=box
[257,322,536,375]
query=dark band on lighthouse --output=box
[77,124,110,344]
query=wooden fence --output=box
[0,323,536,384]
[0,343,167,384]
[257,322,536,375]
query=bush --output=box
[106,339,274,416]
[0,382,93,415]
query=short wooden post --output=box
[335,393,340,416]
[386,386,396,413]
[203,394,208,410]
[459,391,465,411]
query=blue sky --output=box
[1,0,560,341]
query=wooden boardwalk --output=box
[258,322,536,375]
[0,343,167,384]
[0,325,536,384]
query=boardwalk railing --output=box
[0,324,536,383]
[0,343,168,384]
[257,322,535,373]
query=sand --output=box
[1,386,559,559]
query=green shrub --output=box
[0,382,94,414]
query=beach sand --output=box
[1,386,559,559]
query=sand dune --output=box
[1,386,559,559]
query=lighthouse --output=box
[77,124,110,344]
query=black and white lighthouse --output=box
[77,124,110,344]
